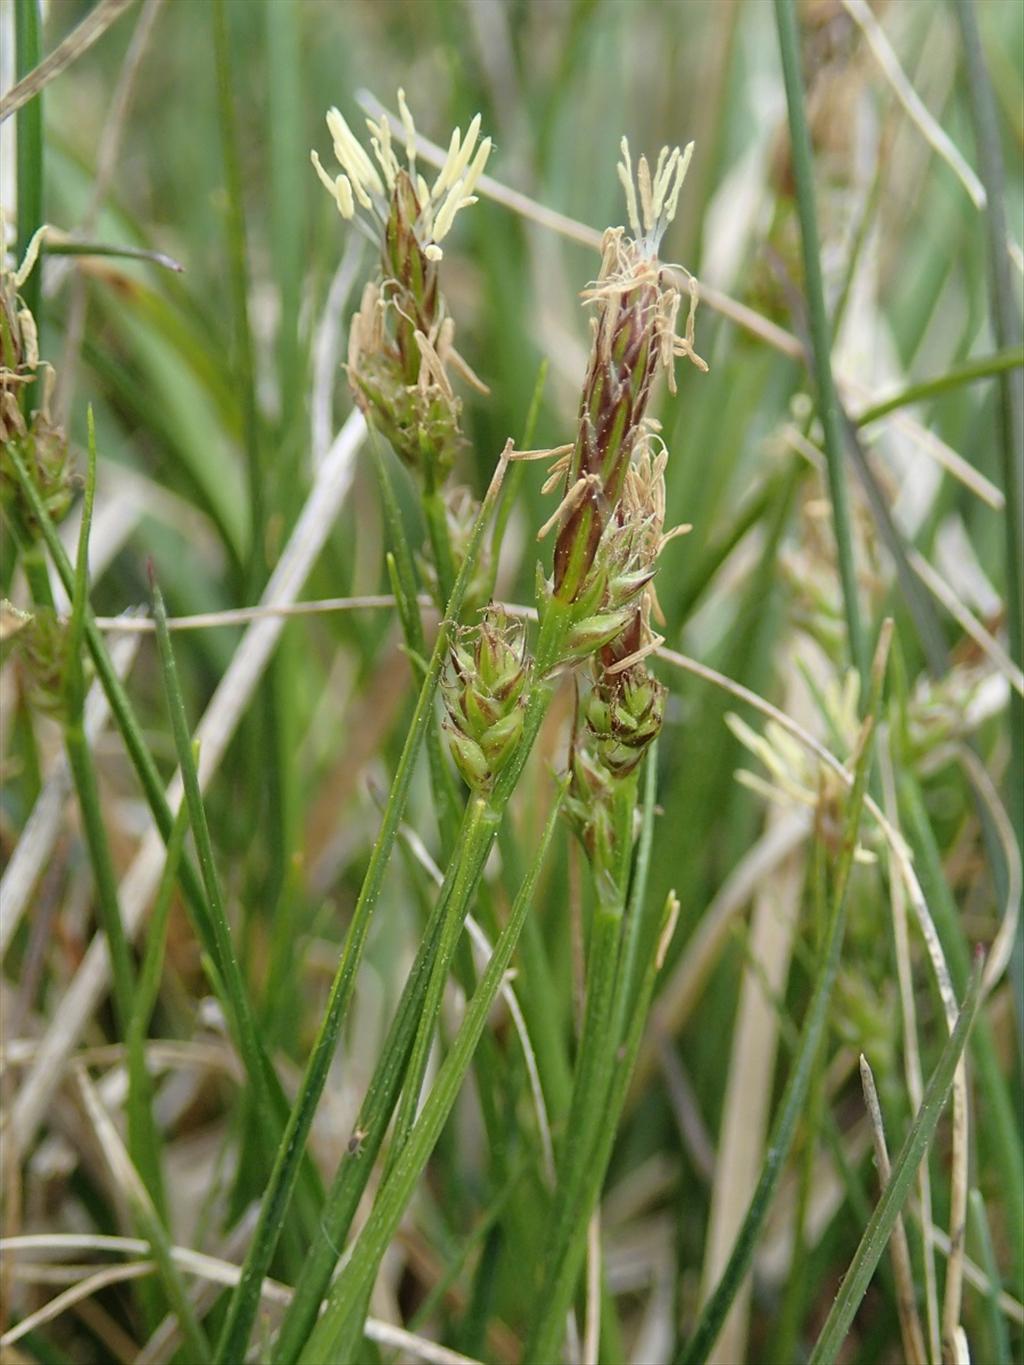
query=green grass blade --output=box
[774,0,867,685]
[151,581,283,1144]
[808,958,984,1365]
[372,434,461,853]
[954,0,1024,1042]
[211,0,263,582]
[4,441,317,1206]
[968,1188,1012,1365]
[677,625,891,1365]
[214,447,512,1365]
[14,0,43,341]
[296,783,565,1364]
[854,347,1024,425]
[61,415,132,1064]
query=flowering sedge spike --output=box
[442,609,530,792]
[566,663,666,871]
[548,139,705,613]
[311,94,490,481]
[551,141,703,868]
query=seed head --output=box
[443,609,531,792]
[548,140,704,610]
[314,94,490,480]
[311,93,491,262]
[566,661,666,870]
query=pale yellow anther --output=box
[637,155,654,232]
[462,137,492,197]
[432,178,467,243]
[311,151,355,219]
[13,223,48,288]
[335,174,355,219]
[663,142,693,224]
[432,126,463,198]
[312,93,487,253]
[444,113,482,194]
[397,88,418,170]
[327,106,384,197]
[617,138,641,238]
[368,117,399,189]
[616,137,693,247]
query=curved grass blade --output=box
[214,445,512,1364]
[774,0,867,685]
[677,624,891,1365]
[296,783,565,1364]
[808,957,984,1365]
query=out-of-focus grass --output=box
[2,1,1022,1362]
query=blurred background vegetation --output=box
[2,0,1023,1361]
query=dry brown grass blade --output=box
[0,631,140,957]
[5,409,366,1151]
[0,0,134,122]
[0,1235,482,1365]
[859,1055,929,1365]
[698,796,804,1364]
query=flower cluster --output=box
[548,142,704,872]
[312,96,490,484]
[548,140,704,613]
[442,609,530,792]
[725,672,876,861]
[566,663,666,872]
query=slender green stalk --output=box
[372,436,461,854]
[968,1188,1012,1365]
[274,603,570,1359]
[423,483,458,608]
[215,452,512,1364]
[618,743,661,1017]
[64,413,134,1035]
[295,787,565,1365]
[124,797,190,1221]
[270,865,457,1364]
[774,0,867,687]
[677,626,890,1365]
[62,435,167,1289]
[552,887,682,1364]
[4,441,316,1202]
[524,779,636,1363]
[954,0,1024,1040]
[898,771,1024,1293]
[14,0,43,344]
[324,669,566,1363]
[326,842,486,1365]
[808,958,984,1365]
[387,796,499,1160]
[855,346,1024,425]
[211,0,264,582]
[151,583,282,1140]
